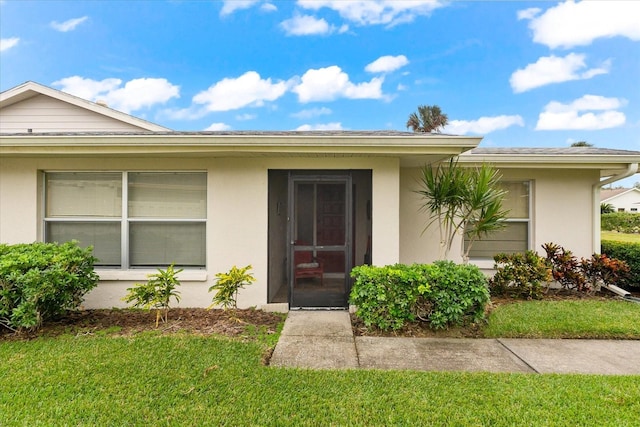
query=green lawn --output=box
[485,300,640,339]
[602,231,640,243]
[2,299,640,426]
[2,333,640,426]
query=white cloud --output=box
[53,76,180,113]
[517,7,540,21]
[510,53,610,93]
[0,37,19,52]
[280,14,333,36]
[193,71,289,112]
[292,65,384,103]
[205,122,232,131]
[396,83,407,91]
[50,16,88,32]
[444,115,524,135]
[291,107,332,119]
[365,55,409,73]
[296,122,343,131]
[523,1,640,49]
[261,2,277,12]
[53,76,122,100]
[536,95,627,130]
[220,0,260,16]
[297,0,444,27]
[236,113,257,121]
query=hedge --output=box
[601,213,640,233]
[601,240,640,289]
[349,261,490,331]
[0,241,99,331]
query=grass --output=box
[1,333,640,426]
[601,231,640,243]
[2,299,640,425]
[485,299,640,339]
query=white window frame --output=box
[43,170,207,270]
[467,180,533,265]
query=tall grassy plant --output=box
[417,159,509,262]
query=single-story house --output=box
[601,187,640,213]
[2,81,639,310]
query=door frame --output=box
[288,171,353,308]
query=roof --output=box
[601,187,640,202]
[458,146,640,178]
[0,81,170,132]
[466,147,640,156]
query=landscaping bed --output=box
[351,290,639,338]
[0,307,285,341]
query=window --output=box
[44,172,206,268]
[465,181,530,259]
[618,208,625,212]
[632,208,638,212]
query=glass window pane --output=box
[465,222,528,258]
[46,221,121,266]
[128,172,207,218]
[46,172,122,217]
[316,183,346,246]
[295,183,315,244]
[501,182,529,219]
[129,222,206,267]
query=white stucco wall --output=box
[0,155,399,309]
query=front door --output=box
[289,173,352,308]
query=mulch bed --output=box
[1,308,285,341]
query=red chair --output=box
[294,243,324,287]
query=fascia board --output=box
[0,133,482,157]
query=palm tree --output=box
[416,158,509,262]
[406,105,448,133]
[571,141,593,147]
[600,203,615,214]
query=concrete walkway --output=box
[270,311,640,375]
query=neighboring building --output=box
[601,188,640,213]
[2,82,639,310]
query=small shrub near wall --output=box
[349,262,490,331]
[601,240,640,289]
[0,242,99,331]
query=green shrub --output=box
[415,261,490,329]
[349,262,490,331]
[349,264,427,331]
[489,251,551,299]
[601,240,640,289]
[0,241,99,331]
[123,265,182,327]
[601,212,640,233]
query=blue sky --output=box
[2,0,639,184]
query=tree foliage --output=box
[406,104,448,133]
